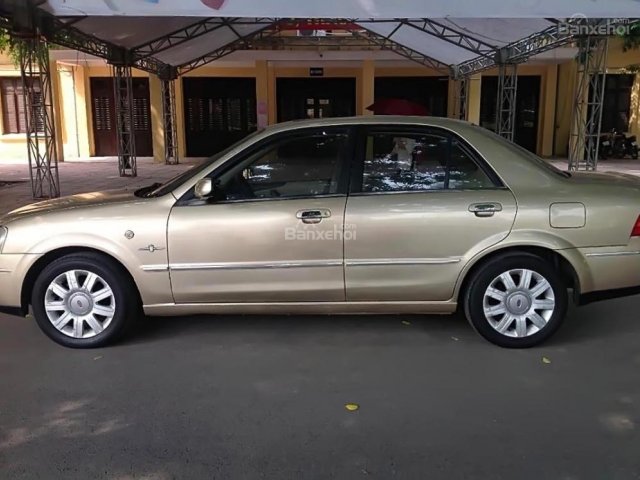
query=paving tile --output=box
[0,159,199,215]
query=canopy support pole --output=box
[12,2,60,199]
[111,63,137,177]
[568,35,608,171]
[496,61,518,142]
[161,77,179,165]
[455,76,469,121]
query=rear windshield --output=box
[471,125,570,178]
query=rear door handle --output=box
[296,209,331,224]
[469,202,502,217]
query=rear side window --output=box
[358,130,498,193]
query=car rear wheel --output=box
[31,253,138,348]
[463,253,568,348]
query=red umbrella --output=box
[366,98,430,116]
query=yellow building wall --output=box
[1,39,637,163]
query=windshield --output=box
[144,131,262,197]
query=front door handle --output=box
[296,208,331,224]
[469,202,502,218]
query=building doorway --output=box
[183,77,257,157]
[480,75,541,153]
[90,77,153,157]
[276,78,356,122]
[374,76,449,117]
[600,74,635,133]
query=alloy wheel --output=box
[482,268,555,338]
[44,269,116,339]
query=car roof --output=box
[264,115,473,134]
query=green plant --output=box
[621,21,640,52]
[0,27,23,66]
[0,27,54,68]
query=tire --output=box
[31,253,139,348]
[463,253,568,348]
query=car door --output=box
[167,127,352,303]
[344,126,517,301]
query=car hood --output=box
[0,189,138,224]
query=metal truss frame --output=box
[2,4,610,84]
[111,65,137,177]
[252,35,379,50]
[456,18,620,76]
[360,18,496,58]
[456,23,568,76]
[174,19,451,74]
[177,21,280,74]
[133,17,276,59]
[18,36,61,198]
[455,76,470,121]
[0,0,167,73]
[496,63,518,141]
[568,35,608,171]
[161,78,179,165]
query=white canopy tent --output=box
[0,0,633,196]
[42,0,640,19]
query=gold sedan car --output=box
[1,117,640,348]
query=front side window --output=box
[360,130,496,193]
[214,129,349,201]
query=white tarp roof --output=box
[57,15,562,69]
[35,0,638,71]
[43,0,640,18]
[358,19,554,65]
[71,16,271,66]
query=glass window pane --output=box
[362,133,447,192]
[217,130,348,201]
[361,131,495,193]
[447,139,495,190]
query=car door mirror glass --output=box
[194,178,213,199]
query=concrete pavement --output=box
[0,158,198,216]
[1,297,640,479]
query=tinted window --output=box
[216,130,349,201]
[361,131,495,193]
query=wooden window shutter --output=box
[133,97,150,131]
[1,79,20,134]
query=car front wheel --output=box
[31,253,138,348]
[464,253,568,348]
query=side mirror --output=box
[194,178,213,199]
